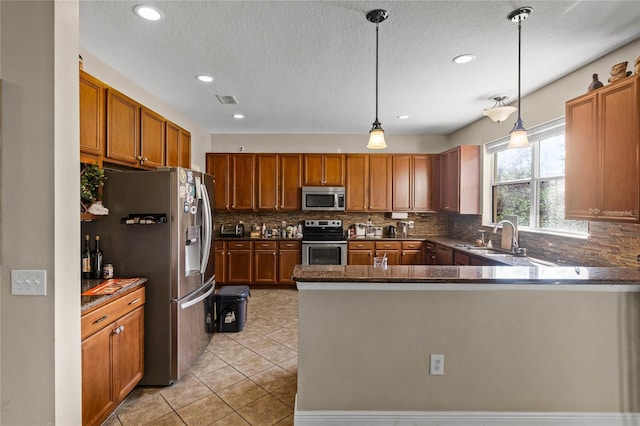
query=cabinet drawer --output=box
[215,240,226,250]
[375,241,401,250]
[255,241,277,250]
[81,287,145,340]
[279,241,301,250]
[401,241,423,250]
[227,241,252,250]
[348,241,374,250]
[453,251,470,265]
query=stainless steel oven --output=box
[301,220,347,265]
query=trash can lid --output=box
[217,285,251,298]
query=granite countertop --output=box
[81,277,148,313]
[217,236,303,241]
[292,264,640,285]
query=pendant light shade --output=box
[366,9,388,150]
[506,6,532,149]
[483,96,517,123]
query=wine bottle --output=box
[92,235,103,279]
[82,234,92,279]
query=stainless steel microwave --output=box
[301,186,346,211]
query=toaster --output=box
[220,224,244,237]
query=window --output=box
[487,119,588,235]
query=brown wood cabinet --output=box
[565,74,640,222]
[82,287,145,426]
[179,128,191,168]
[279,154,302,210]
[346,154,392,212]
[214,241,227,284]
[439,146,480,214]
[254,154,303,211]
[80,71,105,156]
[206,153,255,211]
[254,241,278,284]
[105,88,140,166]
[166,121,180,167]
[401,241,424,265]
[226,240,253,283]
[303,154,345,186]
[278,240,301,284]
[392,154,436,212]
[256,154,279,210]
[347,240,374,265]
[375,241,401,265]
[140,106,166,168]
[435,244,453,265]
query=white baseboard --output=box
[294,409,640,426]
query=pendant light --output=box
[483,96,516,123]
[366,9,389,150]
[507,6,532,149]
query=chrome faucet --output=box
[493,220,519,253]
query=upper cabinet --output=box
[346,154,392,212]
[80,71,105,157]
[256,154,279,210]
[439,146,480,214]
[392,154,436,212]
[279,154,302,210]
[206,153,255,211]
[565,74,639,222]
[303,154,345,186]
[80,71,190,170]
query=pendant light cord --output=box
[517,18,522,121]
[375,23,380,123]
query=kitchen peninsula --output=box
[293,265,640,424]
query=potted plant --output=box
[81,165,108,215]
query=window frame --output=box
[486,118,587,236]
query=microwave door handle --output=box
[199,182,213,277]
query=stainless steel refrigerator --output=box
[86,167,215,385]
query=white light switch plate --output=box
[11,270,47,296]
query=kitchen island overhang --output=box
[294,265,640,425]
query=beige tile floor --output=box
[103,289,298,426]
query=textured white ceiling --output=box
[79,1,640,135]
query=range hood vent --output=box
[216,95,239,105]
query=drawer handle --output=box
[128,298,141,305]
[93,315,108,325]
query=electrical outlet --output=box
[11,270,47,296]
[430,354,444,375]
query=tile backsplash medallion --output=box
[448,215,640,267]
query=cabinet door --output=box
[106,89,139,165]
[369,154,392,211]
[346,154,368,211]
[254,242,278,284]
[214,241,227,284]
[435,244,453,265]
[323,154,345,186]
[599,79,639,221]
[82,325,115,426]
[256,154,279,210]
[303,154,325,186]
[440,149,459,212]
[165,121,180,167]
[79,71,104,156]
[227,243,253,283]
[278,241,301,284]
[412,155,432,211]
[375,242,401,265]
[206,154,230,211]
[114,307,144,402]
[430,155,441,211]
[401,242,424,265]
[279,154,302,210]
[178,129,191,169]
[453,251,471,266]
[392,155,412,211]
[348,250,373,265]
[140,107,166,168]
[230,154,255,210]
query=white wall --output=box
[210,133,450,154]
[80,50,212,171]
[0,1,80,424]
[450,37,640,147]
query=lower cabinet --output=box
[82,287,145,426]
[216,239,301,285]
[401,241,424,265]
[435,244,453,265]
[375,241,401,265]
[347,241,375,265]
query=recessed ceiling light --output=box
[232,114,244,119]
[397,115,409,119]
[133,5,164,21]
[196,75,214,83]
[452,54,476,64]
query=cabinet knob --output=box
[273,252,276,256]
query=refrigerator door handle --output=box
[199,182,213,277]
[180,280,215,310]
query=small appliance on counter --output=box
[373,227,383,237]
[220,223,244,237]
[387,225,397,237]
[354,223,367,237]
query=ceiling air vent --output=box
[216,95,239,105]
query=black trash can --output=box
[215,285,251,332]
